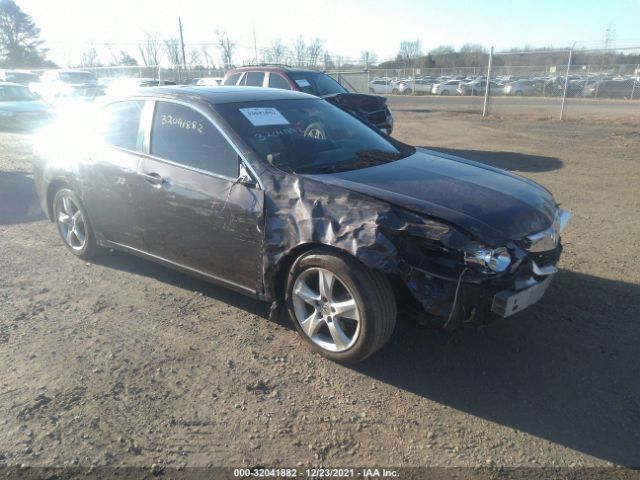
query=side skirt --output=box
[99,240,269,302]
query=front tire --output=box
[53,188,104,259]
[285,248,396,364]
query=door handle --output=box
[140,172,164,186]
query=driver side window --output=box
[150,102,239,179]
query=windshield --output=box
[215,99,414,174]
[289,72,348,96]
[0,85,39,101]
[59,72,97,83]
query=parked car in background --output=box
[0,69,40,87]
[368,78,399,94]
[566,79,598,97]
[33,86,570,363]
[105,78,177,97]
[458,79,502,96]
[0,82,53,130]
[432,80,461,95]
[196,77,224,86]
[398,79,436,95]
[582,80,638,99]
[223,65,393,133]
[503,80,541,96]
[33,70,105,103]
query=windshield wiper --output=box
[297,150,406,175]
[355,149,403,163]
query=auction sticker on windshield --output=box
[240,107,290,127]
[295,79,311,88]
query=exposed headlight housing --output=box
[464,246,512,273]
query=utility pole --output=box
[178,17,187,70]
[252,23,258,64]
[560,43,576,121]
[482,46,493,118]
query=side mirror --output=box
[236,162,256,187]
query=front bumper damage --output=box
[402,209,571,327]
[261,167,569,329]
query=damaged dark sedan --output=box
[33,87,570,363]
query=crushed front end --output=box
[398,209,571,328]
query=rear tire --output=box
[285,248,396,364]
[52,188,104,259]
[441,90,450,95]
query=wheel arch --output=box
[45,177,73,221]
[270,242,377,302]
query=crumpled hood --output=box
[321,92,388,113]
[0,100,51,113]
[308,148,558,244]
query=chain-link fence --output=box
[22,46,640,122]
[327,47,640,122]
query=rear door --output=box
[81,100,147,249]
[137,100,264,292]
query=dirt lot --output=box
[1,111,639,472]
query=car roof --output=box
[130,85,317,104]
[231,65,325,75]
[46,69,94,74]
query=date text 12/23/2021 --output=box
[233,468,400,478]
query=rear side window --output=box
[150,101,239,178]
[269,74,291,90]
[244,72,265,87]
[100,100,144,151]
[223,73,241,85]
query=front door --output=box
[81,100,146,249]
[137,100,264,293]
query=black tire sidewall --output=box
[285,251,385,363]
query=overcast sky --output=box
[17,0,640,66]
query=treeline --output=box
[378,42,640,70]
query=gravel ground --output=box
[0,112,639,472]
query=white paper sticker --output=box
[240,107,290,127]
[295,79,311,88]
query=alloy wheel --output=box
[292,267,361,352]
[55,194,87,251]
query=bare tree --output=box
[111,50,137,66]
[265,39,287,64]
[323,51,335,70]
[81,47,102,67]
[360,50,378,68]
[216,30,235,68]
[291,36,306,67]
[307,38,323,68]
[200,45,214,68]
[164,38,181,66]
[459,44,487,67]
[188,47,201,68]
[138,32,162,66]
[398,39,423,67]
